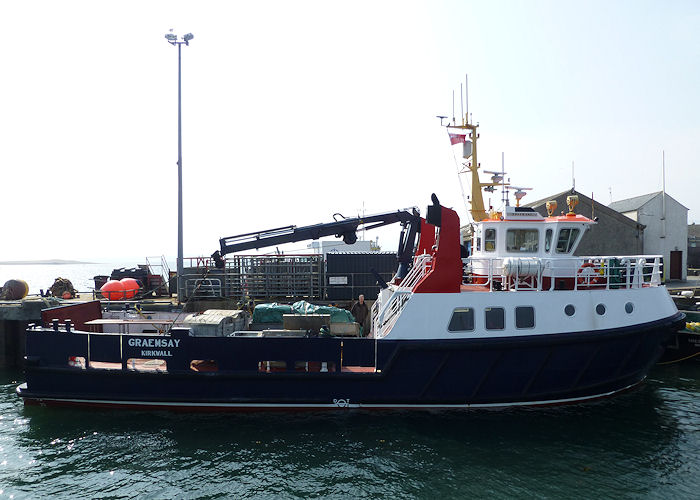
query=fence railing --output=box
[180,254,324,301]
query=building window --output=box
[506,229,539,253]
[515,306,535,329]
[485,307,505,330]
[556,228,580,253]
[484,229,496,252]
[448,308,474,332]
[545,229,553,253]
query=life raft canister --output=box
[120,278,140,299]
[100,280,125,300]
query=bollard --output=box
[65,319,72,333]
[52,319,59,332]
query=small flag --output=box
[449,133,466,145]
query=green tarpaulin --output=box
[252,301,355,324]
[251,303,293,323]
[291,300,355,323]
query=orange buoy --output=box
[120,278,140,299]
[100,280,125,300]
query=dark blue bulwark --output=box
[18,313,683,409]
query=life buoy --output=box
[577,262,607,288]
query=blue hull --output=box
[18,313,683,410]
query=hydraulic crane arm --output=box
[211,208,422,279]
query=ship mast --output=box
[450,113,492,222]
[445,76,503,222]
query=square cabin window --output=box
[484,229,496,252]
[448,308,474,332]
[506,229,539,253]
[485,307,505,330]
[544,229,553,253]
[515,306,535,329]
[556,228,580,253]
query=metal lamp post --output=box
[165,31,193,302]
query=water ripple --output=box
[0,364,699,498]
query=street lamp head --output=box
[165,32,194,45]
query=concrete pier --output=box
[0,297,60,368]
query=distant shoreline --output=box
[0,260,97,265]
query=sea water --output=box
[0,365,699,498]
[0,261,172,296]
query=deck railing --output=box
[371,253,432,339]
[462,255,664,292]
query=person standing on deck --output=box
[350,294,369,336]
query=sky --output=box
[1,0,698,262]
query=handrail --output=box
[462,255,664,292]
[397,253,432,291]
[371,253,432,338]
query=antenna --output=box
[662,150,666,239]
[362,201,366,241]
[502,152,506,207]
[452,91,455,125]
[506,186,533,207]
[572,161,575,190]
[460,83,464,126]
[465,74,469,125]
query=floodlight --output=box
[165,33,177,41]
[183,33,194,41]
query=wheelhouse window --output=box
[556,228,580,253]
[484,229,496,252]
[475,229,482,252]
[544,229,553,253]
[515,306,535,329]
[485,307,505,330]
[506,229,539,253]
[448,308,474,332]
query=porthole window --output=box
[564,304,575,316]
[448,308,474,332]
[485,307,505,330]
[515,306,535,329]
[625,302,634,314]
[596,304,606,315]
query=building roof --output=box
[608,192,661,214]
[525,188,643,229]
[689,223,700,239]
[608,191,689,213]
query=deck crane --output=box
[211,208,423,282]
